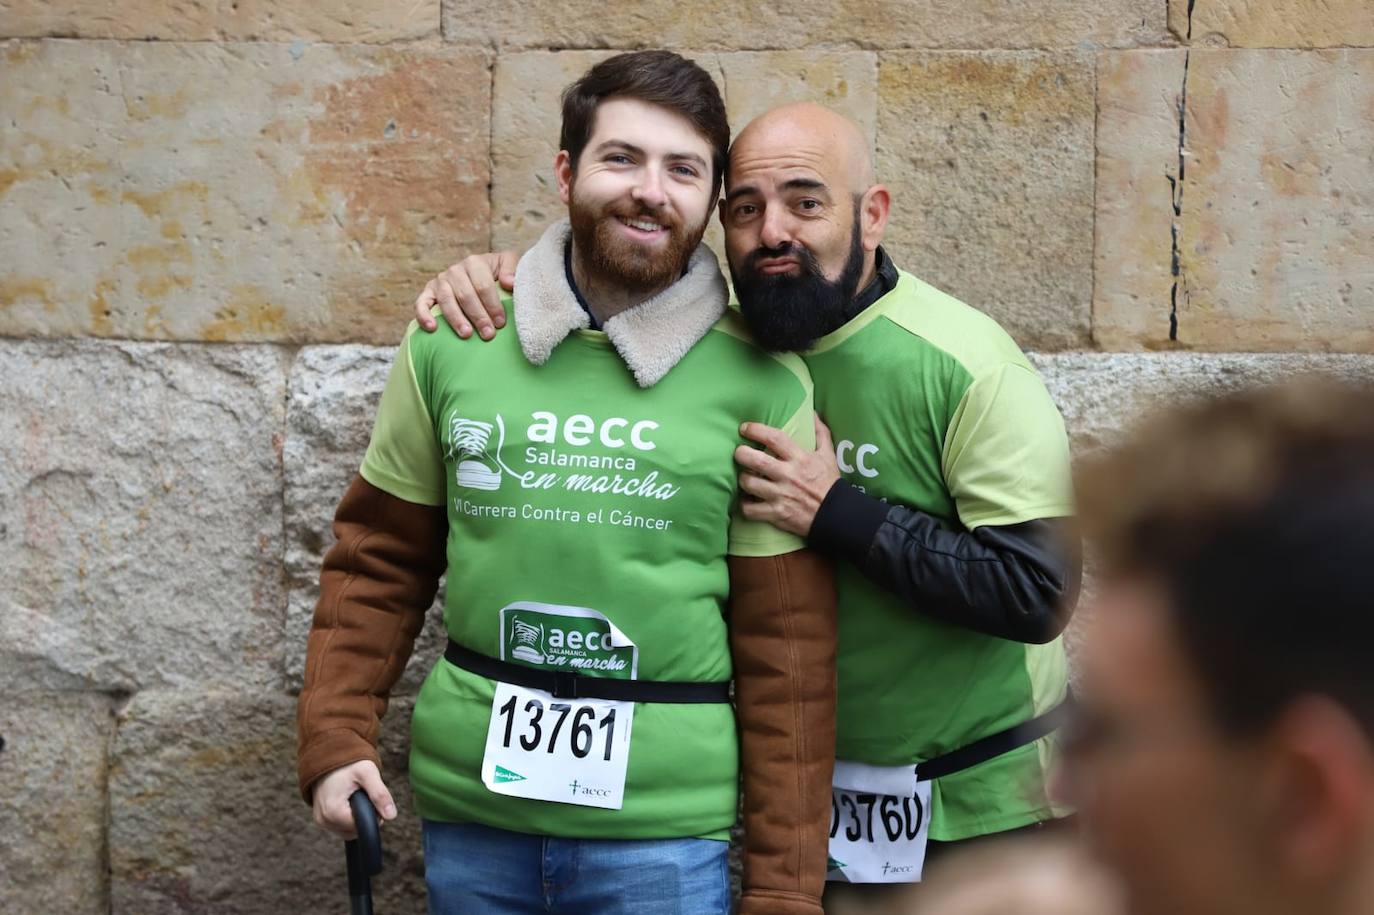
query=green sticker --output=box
[500,603,637,681]
[493,765,527,784]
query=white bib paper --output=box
[481,682,634,809]
[826,759,933,884]
[479,602,638,809]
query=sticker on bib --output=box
[827,759,932,884]
[480,602,637,809]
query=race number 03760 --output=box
[495,693,618,761]
[830,791,926,844]
[827,765,933,884]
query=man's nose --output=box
[759,208,791,250]
[631,168,667,209]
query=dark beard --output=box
[731,224,865,353]
[567,191,705,294]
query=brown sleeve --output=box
[728,549,837,915]
[295,474,447,803]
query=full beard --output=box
[731,224,866,353]
[568,193,705,295]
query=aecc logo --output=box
[835,439,879,479]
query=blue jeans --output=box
[422,819,731,915]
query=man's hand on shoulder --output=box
[414,251,520,339]
[310,759,398,840]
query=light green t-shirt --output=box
[802,269,1074,841]
[360,296,814,840]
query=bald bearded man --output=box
[414,102,1080,909]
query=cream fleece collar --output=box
[512,218,728,388]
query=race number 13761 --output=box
[494,693,618,761]
[482,682,633,809]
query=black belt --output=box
[444,640,732,704]
[915,697,1073,782]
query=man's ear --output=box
[1263,696,1374,884]
[859,185,891,254]
[555,150,574,206]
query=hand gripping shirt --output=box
[359,271,814,841]
[802,269,1074,841]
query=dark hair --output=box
[1078,379,1374,737]
[559,50,729,197]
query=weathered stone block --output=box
[0,340,286,692]
[489,50,626,255]
[1029,352,1374,455]
[877,51,1096,350]
[716,52,879,148]
[0,0,439,42]
[284,345,446,695]
[1169,0,1374,49]
[445,0,1164,51]
[109,689,425,914]
[1094,49,1374,351]
[0,40,489,343]
[1093,50,1189,348]
[0,692,113,915]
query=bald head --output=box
[730,102,874,194]
[719,101,892,352]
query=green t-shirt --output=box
[360,298,814,840]
[802,269,1074,841]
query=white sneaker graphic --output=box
[510,621,546,665]
[448,416,503,491]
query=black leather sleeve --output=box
[807,480,1080,644]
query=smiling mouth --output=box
[616,215,668,236]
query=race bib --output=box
[827,760,933,884]
[480,602,637,809]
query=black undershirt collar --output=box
[843,245,899,325]
[565,239,602,331]
[564,239,693,332]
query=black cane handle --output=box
[344,790,383,915]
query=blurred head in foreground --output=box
[1067,379,1374,915]
[904,837,1124,915]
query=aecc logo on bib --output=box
[501,605,636,679]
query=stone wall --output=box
[1,2,1370,911]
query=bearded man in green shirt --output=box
[417,101,1081,909]
[298,54,838,915]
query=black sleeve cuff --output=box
[807,480,892,567]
